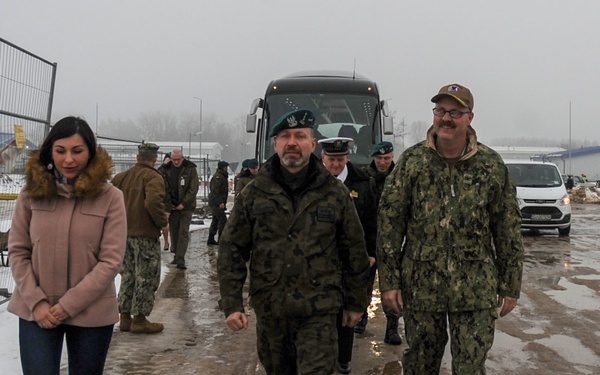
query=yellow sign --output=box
[14,125,25,149]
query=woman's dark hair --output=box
[39,116,97,168]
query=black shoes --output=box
[170,259,176,265]
[336,362,351,374]
[354,314,368,334]
[206,238,218,245]
[176,264,187,270]
[384,316,402,345]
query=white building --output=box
[531,146,600,182]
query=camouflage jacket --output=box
[218,154,370,318]
[377,126,524,312]
[208,168,229,206]
[234,169,254,201]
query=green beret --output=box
[318,137,353,156]
[269,109,316,138]
[241,159,249,168]
[370,141,393,157]
[246,158,259,168]
[138,142,159,156]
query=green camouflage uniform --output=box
[377,126,524,375]
[218,154,370,375]
[234,169,254,201]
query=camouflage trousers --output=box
[402,308,497,375]
[118,237,161,316]
[256,313,337,375]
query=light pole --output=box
[193,96,204,200]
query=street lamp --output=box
[193,96,204,200]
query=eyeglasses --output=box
[432,108,471,119]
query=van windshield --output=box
[507,164,564,188]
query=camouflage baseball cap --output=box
[269,109,316,138]
[138,142,159,157]
[431,83,474,110]
[369,141,394,157]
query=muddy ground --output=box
[102,203,600,375]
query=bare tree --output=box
[408,120,430,147]
[138,111,178,141]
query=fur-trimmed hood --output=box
[25,147,114,200]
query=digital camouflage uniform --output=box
[218,154,370,375]
[377,126,524,375]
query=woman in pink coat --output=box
[8,116,127,375]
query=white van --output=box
[504,160,571,236]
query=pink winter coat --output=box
[8,148,127,327]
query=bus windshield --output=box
[262,93,382,166]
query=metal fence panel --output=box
[0,37,57,302]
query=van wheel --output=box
[558,226,571,236]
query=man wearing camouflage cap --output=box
[377,83,524,374]
[112,142,168,333]
[218,109,370,374]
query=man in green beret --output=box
[218,109,370,374]
[234,158,259,201]
[357,140,403,345]
[112,142,168,334]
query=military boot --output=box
[130,315,164,334]
[354,313,368,334]
[119,313,132,332]
[206,237,218,245]
[384,316,402,345]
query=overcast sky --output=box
[2,0,599,145]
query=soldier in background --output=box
[112,143,168,334]
[320,137,377,374]
[218,109,370,375]
[357,140,402,345]
[234,158,259,201]
[377,83,524,374]
[207,160,229,245]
